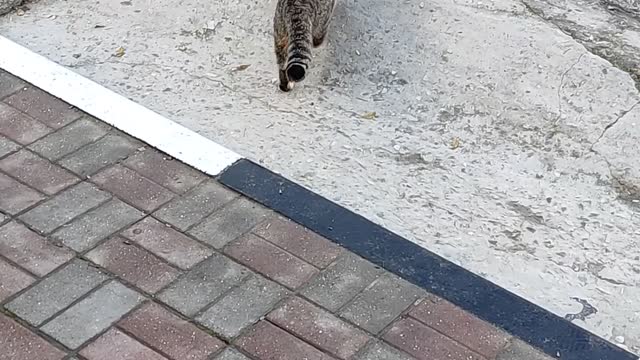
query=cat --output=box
[273,0,336,92]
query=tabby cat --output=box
[273,0,336,92]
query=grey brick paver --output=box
[214,348,252,360]
[154,180,237,231]
[0,135,20,158]
[189,197,269,249]
[41,280,143,349]
[29,117,108,160]
[52,198,144,252]
[158,253,250,316]
[354,341,414,360]
[496,339,555,360]
[19,182,111,233]
[6,259,108,326]
[339,273,425,334]
[0,70,26,99]
[196,274,289,339]
[59,133,138,176]
[301,252,381,311]
[123,149,205,193]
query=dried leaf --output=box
[114,47,126,57]
[233,64,251,72]
[450,137,461,149]
[361,111,378,120]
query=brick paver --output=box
[0,221,74,276]
[0,313,66,360]
[121,217,213,269]
[225,233,318,290]
[0,149,79,195]
[0,172,46,215]
[236,321,335,360]
[6,259,108,326]
[0,135,20,157]
[0,69,559,360]
[79,328,166,360]
[267,297,370,359]
[40,280,143,349]
[86,236,181,293]
[196,274,289,339]
[4,87,81,129]
[154,180,237,230]
[0,257,35,302]
[252,216,342,268]
[119,302,224,360]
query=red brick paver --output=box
[0,221,74,276]
[252,216,342,268]
[0,149,78,195]
[384,317,485,360]
[80,328,167,360]
[0,257,35,302]
[91,164,174,212]
[121,217,213,270]
[267,297,370,359]
[119,302,224,360]
[86,236,181,294]
[409,297,511,358]
[4,87,81,129]
[0,69,555,360]
[225,233,318,289]
[0,313,66,360]
[236,321,335,360]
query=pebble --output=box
[615,335,625,344]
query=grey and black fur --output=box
[273,0,336,91]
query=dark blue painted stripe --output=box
[218,159,637,360]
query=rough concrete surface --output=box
[1,0,639,353]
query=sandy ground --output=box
[1,0,640,352]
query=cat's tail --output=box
[285,10,313,82]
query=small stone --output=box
[615,336,625,344]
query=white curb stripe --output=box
[0,36,242,176]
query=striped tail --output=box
[285,11,313,82]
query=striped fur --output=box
[273,0,335,92]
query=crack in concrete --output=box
[521,0,640,92]
[591,100,640,147]
[555,53,585,125]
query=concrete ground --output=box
[1,0,639,353]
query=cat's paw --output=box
[279,82,293,92]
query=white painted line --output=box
[0,35,242,176]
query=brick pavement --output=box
[0,68,555,360]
